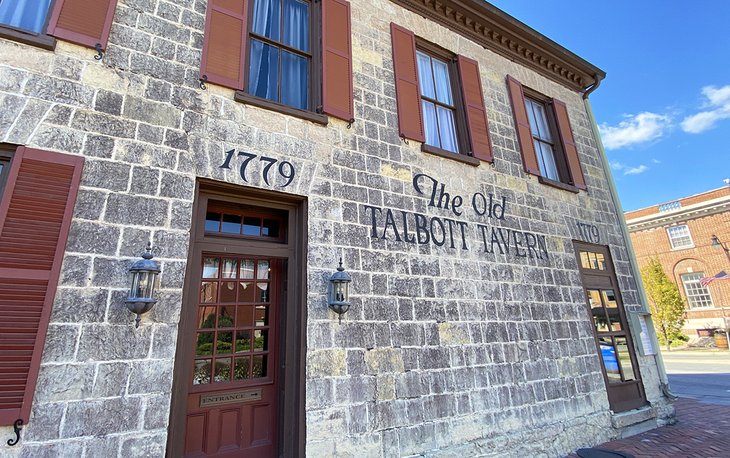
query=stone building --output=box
[0,0,674,456]
[626,185,730,336]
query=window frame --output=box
[667,224,694,250]
[0,147,13,199]
[235,0,326,124]
[0,0,57,50]
[521,87,571,186]
[415,39,470,159]
[680,272,714,309]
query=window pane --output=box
[586,289,609,333]
[535,140,559,181]
[528,99,552,142]
[240,260,255,279]
[243,216,261,236]
[251,0,281,41]
[205,212,221,232]
[525,99,541,137]
[218,306,234,327]
[249,39,280,102]
[416,52,435,99]
[263,219,280,238]
[436,106,458,153]
[193,359,212,384]
[220,282,237,302]
[221,258,237,278]
[200,282,218,303]
[602,290,622,332]
[667,225,693,249]
[214,358,231,382]
[203,257,219,278]
[281,51,309,110]
[221,214,242,234]
[0,0,52,33]
[283,0,309,52]
[422,100,439,148]
[431,59,453,105]
[599,337,621,383]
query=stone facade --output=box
[0,1,672,457]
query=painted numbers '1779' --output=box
[220,149,295,187]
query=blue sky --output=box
[488,0,730,211]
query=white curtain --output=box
[422,101,439,147]
[431,59,452,105]
[437,106,458,152]
[0,0,52,33]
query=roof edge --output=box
[391,0,606,93]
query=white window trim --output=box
[667,224,694,250]
[680,272,714,309]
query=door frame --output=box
[167,179,307,457]
[572,241,648,412]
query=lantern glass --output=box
[334,281,348,303]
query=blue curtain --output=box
[283,0,309,52]
[249,39,279,102]
[252,0,280,40]
[0,0,52,33]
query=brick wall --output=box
[0,1,670,456]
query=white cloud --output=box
[599,112,672,150]
[610,161,625,171]
[651,158,661,164]
[623,165,648,175]
[681,85,730,133]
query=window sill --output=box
[234,92,328,126]
[0,25,55,51]
[421,144,480,167]
[538,176,580,193]
[670,245,695,251]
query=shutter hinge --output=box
[6,419,23,446]
[347,118,355,129]
[400,134,409,145]
[94,43,104,61]
[200,75,208,90]
[315,106,323,114]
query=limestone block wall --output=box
[0,0,671,457]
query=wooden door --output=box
[573,242,647,412]
[183,254,281,457]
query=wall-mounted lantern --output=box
[328,258,352,323]
[711,234,730,263]
[125,243,161,328]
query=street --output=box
[661,349,730,405]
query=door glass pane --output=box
[200,282,218,303]
[221,258,237,278]
[602,290,623,331]
[255,306,268,326]
[203,257,219,278]
[193,359,212,385]
[252,355,267,378]
[240,259,255,279]
[616,337,636,381]
[252,0,281,40]
[220,282,238,303]
[236,305,254,327]
[238,282,256,302]
[196,333,214,356]
[234,356,252,380]
[283,0,309,51]
[217,332,233,355]
[257,260,271,279]
[586,289,609,332]
[221,214,242,234]
[281,51,308,110]
[218,306,234,327]
[580,251,591,270]
[243,217,262,236]
[235,330,252,353]
[263,219,280,238]
[198,307,216,329]
[599,337,621,383]
[205,212,221,232]
[249,39,279,102]
[214,358,231,382]
[254,330,268,351]
[258,283,270,302]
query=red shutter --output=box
[0,147,84,425]
[457,55,493,162]
[506,75,540,176]
[552,98,587,190]
[47,0,118,50]
[322,0,354,121]
[390,23,424,142]
[200,0,249,90]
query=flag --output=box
[699,271,730,286]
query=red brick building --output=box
[626,186,730,335]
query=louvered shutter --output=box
[390,23,424,143]
[47,0,119,50]
[322,0,354,121]
[0,147,84,425]
[506,75,540,176]
[200,0,249,90]
[457,55,493,162]
[552,99,587,190]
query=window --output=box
[416,50,461,154]
[681,273,713,309]
[248,0,312,111]
[390,23,493,164]
[667,224,693,249]
[0,0,53,34]
[201,0,354,123]
[0,0,118,51]
[507,75,587,191]
[0,150,11,198]
[524,96,562,181]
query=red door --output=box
[183,255,280,457]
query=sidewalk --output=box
[568,397,730,458]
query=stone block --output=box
[91,257,130,288]
[31,125,85,153]
[104,193,169,226]
[72,110,137,139]
[307,349,347,378]
[41,324,80,363]
[92,362,131,398]
[51,287,108,323]
[34,363,95,403]
[119,432,167,457]
[83,134,115,158]
[128,359,174,395]
[77,324,152,361]
[159,171,194,199]
[81,158,130,191]
[24,402,65,441]
[144,394,172,430]
[364,348,404,374]
[66,221,120,255]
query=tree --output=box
[640,258,686,351]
